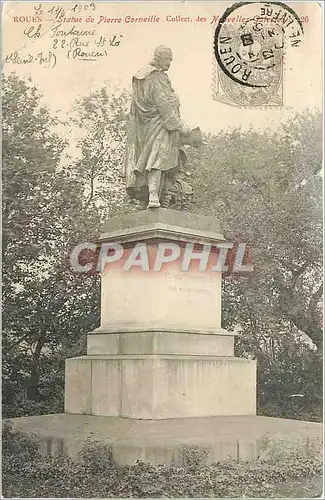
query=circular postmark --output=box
[214,2,304,105]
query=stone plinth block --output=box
[99,208,225,244]
[100,261,223,332]
[7,414,323,467]
[65,355,256,419]
[87,329,235,356]
[97,208,227,333]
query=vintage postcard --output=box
[2,1,323,498]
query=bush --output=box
[2,423,323,498]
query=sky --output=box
[2,1,323,134]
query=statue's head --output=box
[152,46,173,71]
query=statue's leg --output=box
[147,169,161,209]
[161,192,172,208]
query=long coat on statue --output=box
[122,65,184,202]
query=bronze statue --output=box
[122,45,202,209]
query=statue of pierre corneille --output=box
[122,45,202,210]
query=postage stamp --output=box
[213,1,304,106]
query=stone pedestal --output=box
[65,209,256,419]
[65,355,255,419]
[8,209,322,466]
[8,414,322,466]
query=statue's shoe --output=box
[147,200,161,209]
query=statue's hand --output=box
[179,125,191,136]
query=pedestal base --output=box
[87,329,235,356]
[6,414,322,466]
[65,355,256,419]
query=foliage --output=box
[187,109,323,420]
[255,343,323,421]
[2,75,102,417]
[2,425,323,498]
[70,84,130,218]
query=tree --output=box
[70,85,130,219]
[187,109,323,419]
[2,75,102,416]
